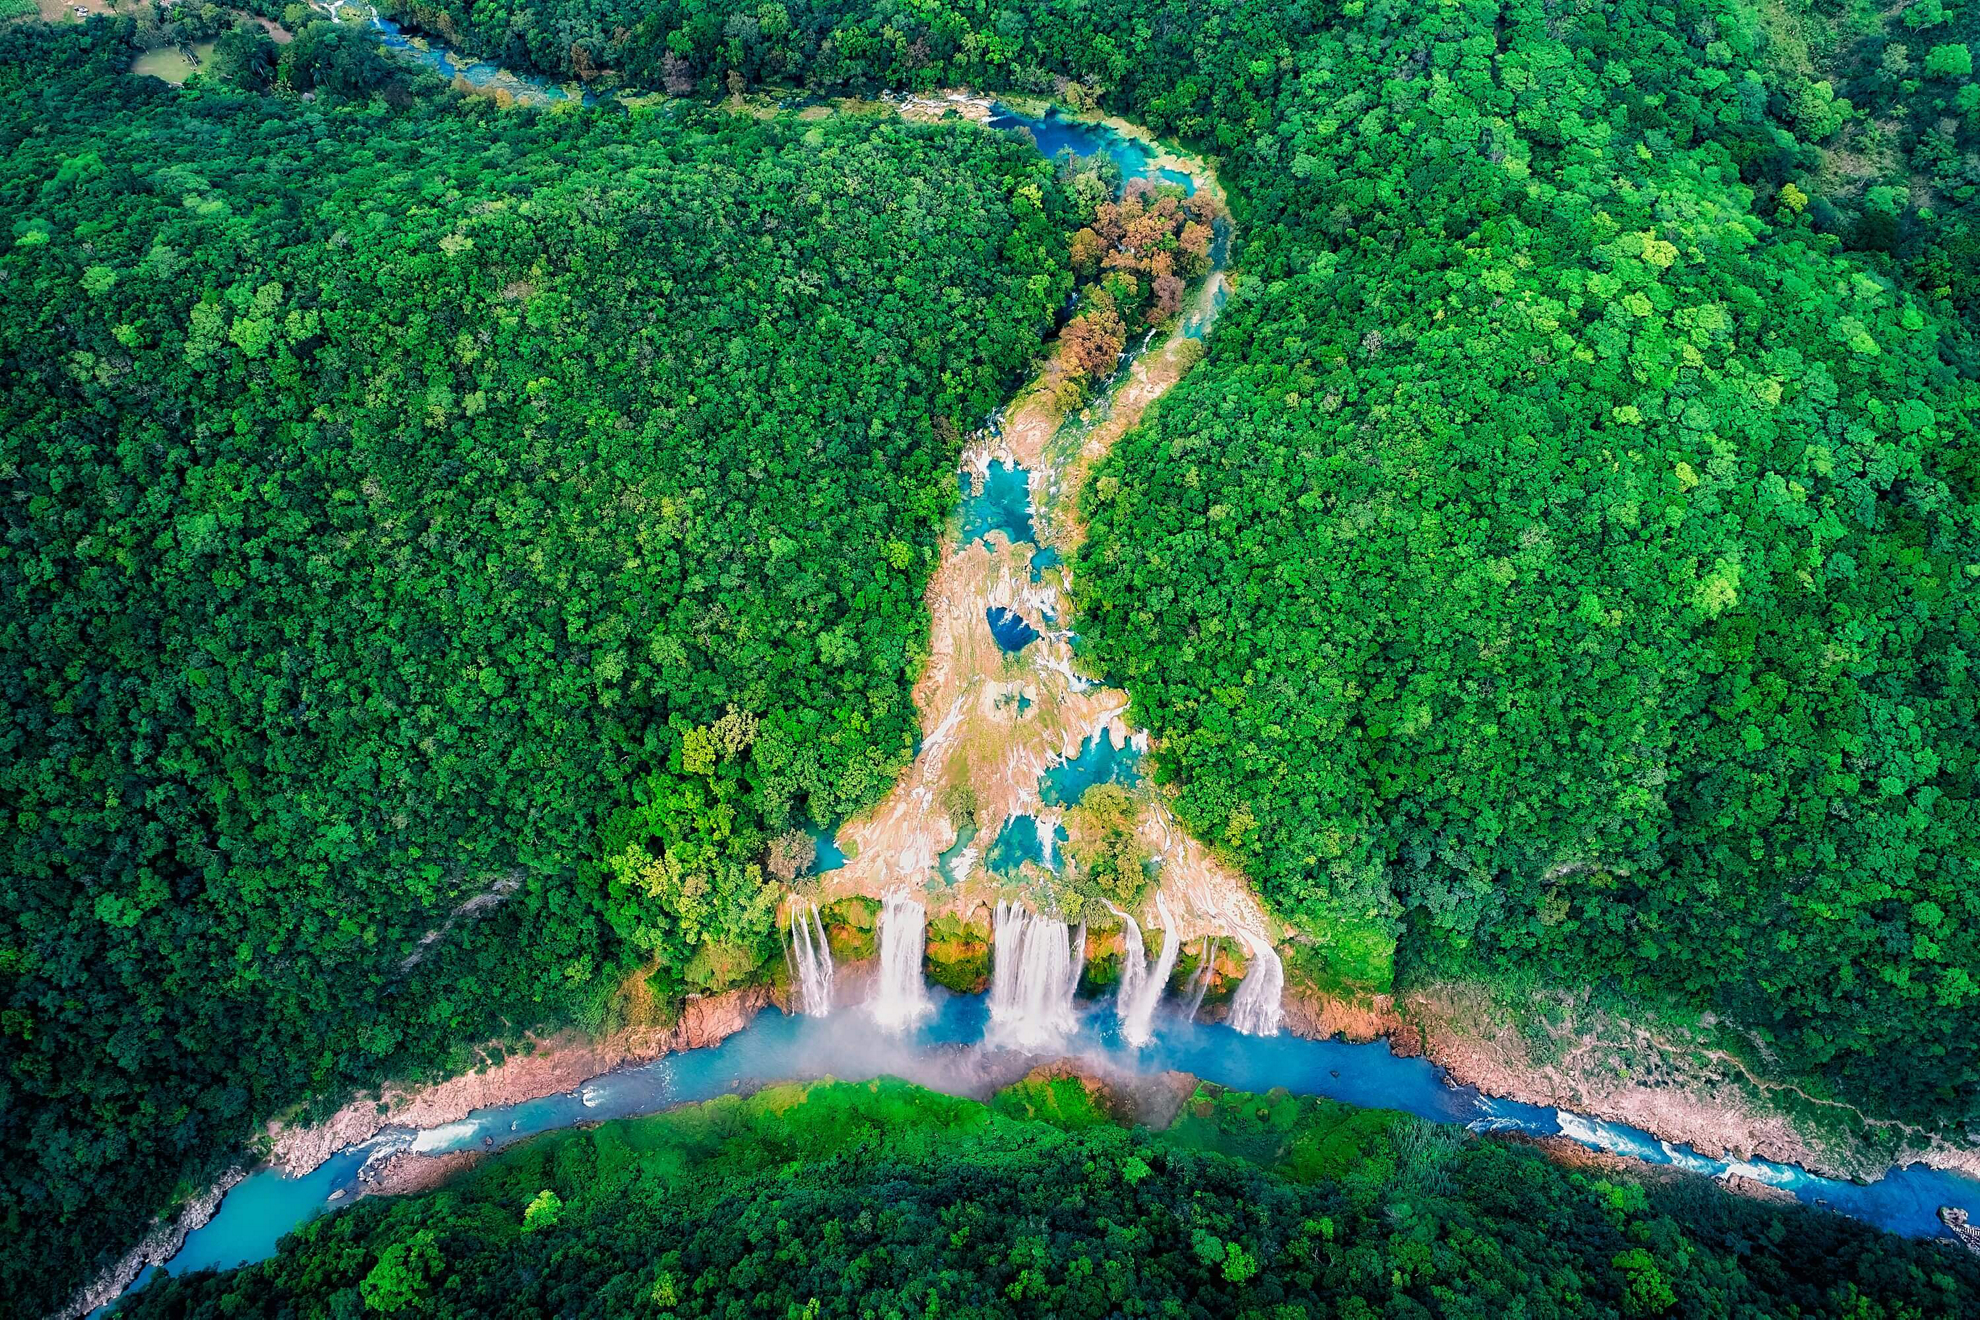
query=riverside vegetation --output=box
[1,16,1068,1312]
[113,1077,1980,1318]
[333,0,1980,1126]
[3,0,1979,1314]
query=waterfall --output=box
[988,900,1084,1050]
[1228,932,1284,1036]
[1183,936,1219,1022]
[1111,902,1146,1025]
[870,891,932,1032]
[1109,892,1181,1047]
[788,902,834,1017]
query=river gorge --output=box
[80,17,1980,1317]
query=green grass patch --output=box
[924,912,991,992]
[820,895,880,961]
[1283,922,1396,1001]
[990,1072,1117,1129]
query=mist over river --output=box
[109,989,1980,1311]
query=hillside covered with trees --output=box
[1065,0,1980,1137]
[0,18,1066,1312]
[1056,0,1980,1140]
[4,0,1979,1314]
[348,0,1980,1139]
[116,1077,1980,1319]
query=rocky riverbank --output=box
[1277,982,1401,1045]
[271,983,777,1176]
[354,1148,487,1199]
[268,946,1978,1213]
[1275,977,1980,1189]
[57,1169,248,1320]
[822,893,1977,1195]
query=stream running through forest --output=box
[89,29,1980,1315]
[316,1,595,103]
[112,994,1980,1305]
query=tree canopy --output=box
[0,19,1065,1312]
[6,0,1980,1311]
[362,0,1980,1134]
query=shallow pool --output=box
[960,460,1034,548]
[985,605,1040,652]
[987,106,1196,196]
[984,813,1065,875]
[1038,728,1140,807]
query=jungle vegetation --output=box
[361,0,1980,1134]
[0,17,1065,1311]
[5,0,1980,1312]
[114,1077,1980,1319]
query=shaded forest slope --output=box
[0,22,1067,1314]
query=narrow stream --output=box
[318,1,594,103]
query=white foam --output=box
[410,1121,479,1153]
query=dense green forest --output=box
[6,0,1980,1313]
[1065,0,1980,1135]
[116,1077,1980,1318]
[0,18,1066,1312]
[342,0,1979,1130]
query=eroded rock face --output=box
[58,1169,248,1320]
[1278,984,1400,1045]
[1940,1206,1980,1255]
[270,984,775,1177]
[675,984,771,1050]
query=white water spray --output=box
[988,900,1084,1050]
[1228,931,1284,1036]
[1183,936,1218,1022]
[1109,892,1181,1047]
[871,891,932,1031]
[1112,904,1145,1018]
[788,902,834,1017]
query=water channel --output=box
[117,992,1980,1307]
